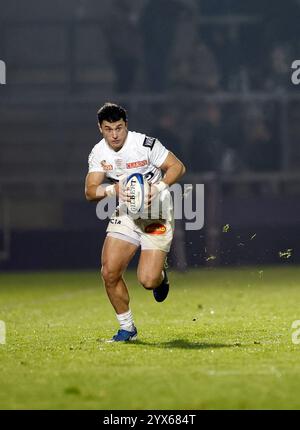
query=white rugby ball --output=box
[125,173,149,214]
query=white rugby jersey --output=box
[88,131,169,184]
[88,131,173,220]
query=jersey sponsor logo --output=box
[143,136,156,150]
[144,223,166,235]
[101,160,113,171]
[126,160,148,169]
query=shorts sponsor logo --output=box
[126,160,148,169]
[145,223,166,235]
[101,160,113,171]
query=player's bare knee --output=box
[101,265,121,287]
[139,275,161,290]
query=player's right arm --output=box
[86,144,119,201]
[85,172,125,202]
[85,171,122,202]
[85,145,128,202]
[85,171,108,201]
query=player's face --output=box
[99,119,128,151]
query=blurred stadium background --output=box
[0,0,300,272]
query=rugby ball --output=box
[125,173,148,214]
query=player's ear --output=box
[98,123,102,134]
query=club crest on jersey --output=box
[144,223,166,235]
[143,136,156,150]
[101,160,113,171]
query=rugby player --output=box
[85,103,186,342]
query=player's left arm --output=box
[148,151,186,204]
[159,151,186,186]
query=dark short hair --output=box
[97,103,127,125]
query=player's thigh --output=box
[137,249,167,283]
[101,236,138,275]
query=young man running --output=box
[85,102,186,342]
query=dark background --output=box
[0,0,300,270]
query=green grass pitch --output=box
[1,267,300,410]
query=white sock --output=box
[116,309,135,332]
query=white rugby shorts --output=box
[106,211,174,253]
